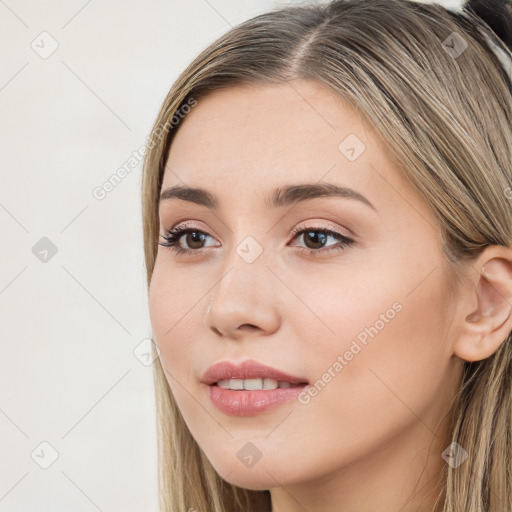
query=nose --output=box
[203,255,282,340]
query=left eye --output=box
[158,225,354,256]
[290,227,354,254]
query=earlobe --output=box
[453,247,512,363]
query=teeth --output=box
[216,378,302,390]
[263,378,279,389]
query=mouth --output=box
[201,359,309,388]
[211,378,308,390]
[201,359,310,416]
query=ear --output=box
[453,245,512,363]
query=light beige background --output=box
[0,0,462,510]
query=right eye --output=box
[158,224,218,256]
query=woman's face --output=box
[148,79,463,500]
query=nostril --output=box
[239,324,259,330]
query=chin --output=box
[221,471,274,491]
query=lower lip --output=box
[205,383,308,416]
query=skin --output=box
[148,79,512,512]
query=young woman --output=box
[141,0,512,510]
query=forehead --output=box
[161,79,427,219]
[165,80,373,179]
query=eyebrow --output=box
[159,182,377,212]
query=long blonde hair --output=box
[140,1,512,510]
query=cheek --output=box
[148,262,212,430]
[293,262,450,451]
[148,261,201,377]
[293,249,448,367]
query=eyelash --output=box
[158,222,354,257]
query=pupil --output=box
[187,231,205,249]
[305,231,326,249]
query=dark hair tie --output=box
[461,0,512,79]
[464,0,512,49]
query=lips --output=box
[201,359,309,386]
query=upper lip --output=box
[201,359,309,386]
